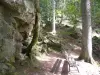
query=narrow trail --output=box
[38,52,66,75]
[16,50,100,75]
[39,51,100,75]
[36,52,81,75]
[16,27,100,75]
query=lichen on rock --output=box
[0,0,35,74]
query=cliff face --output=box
[0,0,35,74]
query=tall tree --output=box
[51,0,56,35]
[25,0,40,58]
[78,0,94,63]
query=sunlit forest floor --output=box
[15,23,100,75]
[15,50,100,75]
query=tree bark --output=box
[52,0,56,34]
[26,0,40,58]
[78,0,94,63]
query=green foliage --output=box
[91,0,100,25]
[93,36,100,44]
[65,0,81,26]
[0,62,16,75]
[56,0,65,16]
[0,56,16,75]
[56,0,81,27]
[40,0,52,23]
[40,0,81,28]
[40,0,100,29]
[92,36,100,54]
[92,10,100,25]
[95,29,100,33]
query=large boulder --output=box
[0,0,35,74]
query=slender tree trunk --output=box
[26,0,40,58]
[78,0,94,63]
[52,0,56,34]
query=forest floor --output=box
[16,50,100,75]
[16,38,100,75]
[16,23,100,75]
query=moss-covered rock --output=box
[0,19,16,75]
[0,0,35,74]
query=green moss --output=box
[26,13,39,58]
[0,62,16,75]
[47,43,61,52]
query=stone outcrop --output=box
[0,0,35,74]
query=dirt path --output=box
[36,51,80,75]
[16,51,100,75]
[23,51,71,75]
[38,52,66,75]
[35,51,100,75]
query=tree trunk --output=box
[78,0,94,63]
[52,0,56,34]
[26,0,40,58]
